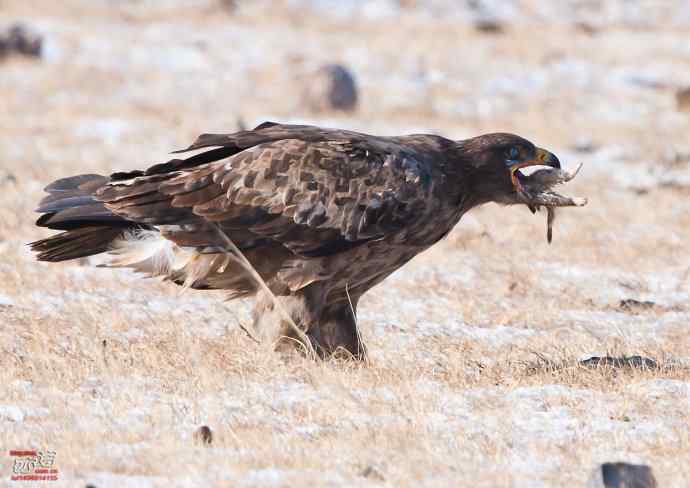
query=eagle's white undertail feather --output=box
[109,230,177,274]
[108,230,212,289]
[104,230,256,297]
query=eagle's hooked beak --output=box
[509,147,561,193]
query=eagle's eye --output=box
[506,147,520,161]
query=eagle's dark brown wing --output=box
[97,127,440,258]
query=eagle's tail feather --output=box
[31,174,144,262]
[31,226,127,262]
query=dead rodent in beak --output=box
[516,163,587,243]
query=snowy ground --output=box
[1,1,690,486]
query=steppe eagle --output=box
[31,122,583,358]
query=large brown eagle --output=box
[31,122,583,358]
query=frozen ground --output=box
[1,0,690,486]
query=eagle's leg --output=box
[249,285,326,352]
[249,286,365,360]
[307,302,366,360]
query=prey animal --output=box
[31,122,586,358]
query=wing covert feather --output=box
[96,127,441,257]
[173,138,436,255]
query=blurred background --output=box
[3,0,690,175]
[2,1,690,486]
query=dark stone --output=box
[474,17,504,34]
[219,0,238,13]
[579,356,658,370]
[600,462,657,488]
[575,21,600,36]
[0,23,42,59]
[360,465,385,481]
[304,64,358,113]
[5,23,43,57]
[195,425,213,445]
[1,172,17,184]
[677,87,690,112]
[619,299,656,312]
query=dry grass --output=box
[1,1,690,486]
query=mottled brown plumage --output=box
[31,122,575,358]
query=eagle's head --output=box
[457,133,574,207]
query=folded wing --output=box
[98,124,437,259]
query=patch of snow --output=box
[285,0,400,20]
[120,328,146,341]
[74,117,135,146]
[77,472,179,488]
[409,320,537,345]
[10,380,33,393]
[271,382,319,408]
[534,262,637,305]
[361,0,400,20]
[625,379,690,399]
[241,468,290,487]
[0,405,25,422]
[96,442,152,459]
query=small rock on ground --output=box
[588,462,658,488]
